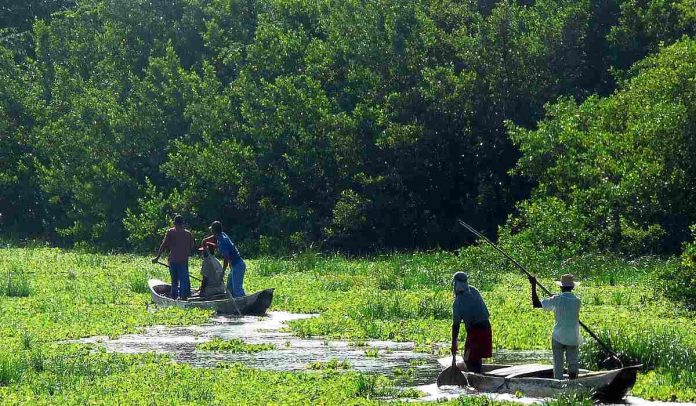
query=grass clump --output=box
[196,338,276,353]
[307,358,352,370]
[2,271,31,297]
[128,273,150,294]
[0,352,25,386]
[542,390,593,405]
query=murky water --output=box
[67,312,693,405]
[70,312,445,384]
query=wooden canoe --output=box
[437,357,640,402]
[148,279,274,316]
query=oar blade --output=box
[437,366,468,387]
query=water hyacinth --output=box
[0,246,693,402]
[196,338,276,353]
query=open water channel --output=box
[68,312,694,405]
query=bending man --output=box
[451,272,492,373]
[201,221,246,297]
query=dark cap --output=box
[210,221,223,234]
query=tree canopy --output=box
[0,0,693,255]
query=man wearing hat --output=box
[451,271,492,373]
[529,274,583,380]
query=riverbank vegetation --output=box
[0,247,693,403]
[1,0,695,404]
[1,0,694,257]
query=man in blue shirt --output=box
[201,221,246,297]
[530,274,583,380]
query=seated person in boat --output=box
[529,274,583,380]
[196,246,226,298]
[152,215,195,300]
[451,271,492,373]
[201,221,247,297]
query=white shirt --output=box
[541,292,584,346]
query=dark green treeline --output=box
[0,0,693,255]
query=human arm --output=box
[529,276,542,308]
[152,232,169,263]
[201,235,217,251]
[451,323,460,355]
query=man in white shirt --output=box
[529,274,583,380]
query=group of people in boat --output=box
[450,271,582,380]
[152,215,246,300]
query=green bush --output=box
[656,225,696,310]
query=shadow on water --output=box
[65,312,691,405]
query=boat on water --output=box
[148,279,274,316]
[437,357,640,402]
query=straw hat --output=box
[556,274,579,288]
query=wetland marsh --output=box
[0,246,694,404]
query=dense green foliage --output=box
[2,247,694,402]
[507,39,696,256]
[1,0,693,254]
[658,225,696,310]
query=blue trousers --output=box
[227,260,246,297]
[169,262,191,299]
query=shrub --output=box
[655,225,696,310]
[128,273,150,294]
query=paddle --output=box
[155,260,202,283]
[437,354,469,387]
[457,220,624,368]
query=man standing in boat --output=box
[152,215,196,300]
[201,221,247,297]
[451,271,492,373]
[529,274,583,380]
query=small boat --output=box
[437,357,640,402]
[148,279,274,316]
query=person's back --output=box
[153,215,195,300]
[217,232,242,265]
[544,292,582,346]
[453,286,490,329]
[200,251,226,297]
[165,227,195,265]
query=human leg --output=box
[169,264,179,299]
[566,344,579,379]
[464,357,483,373]
[551,338,565,380]
[178,263,191,299]
[231,261,246,297]
[463,324,490,374]
[226,268,233,293]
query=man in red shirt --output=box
[152,215,195,299]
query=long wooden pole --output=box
[156,260,202,283]
[457,220,622,363]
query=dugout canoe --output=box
[148,279,274,316]
[437,357,640,402]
